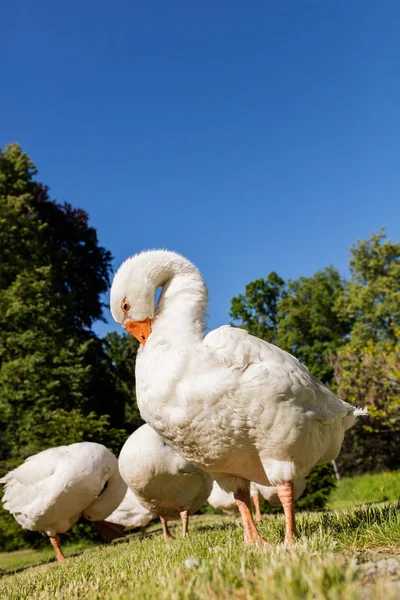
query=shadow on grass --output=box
[0,549,88,577]
[193,522,240,534]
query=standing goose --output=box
[0,442,127,562]
[105,487,156,534]
[118,424,213,542]
[110,250,366,546]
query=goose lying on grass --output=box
[0,443,127,562]
[118,424,213,541]
[111,249,367,546]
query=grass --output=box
[0,504,399,599]
[327,471,400,509]
[0,541,96,572]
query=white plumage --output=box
[0,442,127,561]
[110,249,367,545]
[106,487,156,531]
[208,481,239,515]
[118,424,213,541]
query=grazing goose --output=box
[0,443,127,561]
[207,481,239,515]
[118,424,213,541]
[110,249,367,546]
[105,487,156,534]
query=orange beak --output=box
[125,318,153,345]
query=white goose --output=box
[110,250,366,546]
[118,424,213,541]
[208,481,239,515]
[105,487,156,534]
[0,442,127,562]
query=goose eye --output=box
[122,301,131,313]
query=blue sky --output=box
[2,1,400,337]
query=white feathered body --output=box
[137,325,363,489]
[0,442,126,537]
[106,488,156,529]
[208,481,238,515]
[118,424,213,519]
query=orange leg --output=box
[251,490,263,523]
[49,535,65,563]
[160,516,172,542]
[180,510,189,536]
[276,482,296,547]
[140,525,146,536]
[234,487,268,546]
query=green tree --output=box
[103,332,143,432]
[230,272,286,343]
[336,229,400,347]
[0,145,43,288]
[0,144,126,472]
[231,266,349,383]
[333,341,400,474]
[333,230,400,474]
[276,267,350,382]
[32,183,112,331]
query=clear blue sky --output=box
[2,1,400,336]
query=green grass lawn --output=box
[0,504,399,599]
[0,541,96,572]
[327,471,400,509]
[1,473,399,599]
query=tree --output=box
[0,145,43,289]
[336,229,400,347]
[333,342,399,474]
[102,332,143,433]
[0,144,125,472]
[333,230,400,474]
[0,144,112,331]
[276,267,350,383]
[230,272,286,343]
[32,182,112,332]
[231,266,349,383]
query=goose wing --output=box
[204,325,363,424]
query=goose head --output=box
[111,249,207,345]
[110,250,199,344]
[110,252,160,344]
